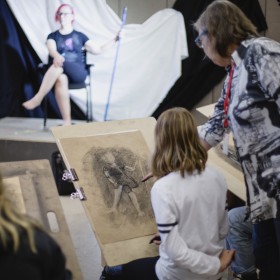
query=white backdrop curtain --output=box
[6,0,188,121]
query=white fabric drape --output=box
[7,0,188,121]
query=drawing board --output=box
[196,103,246,201]
[0,160,82,280]
[51,117,159,266]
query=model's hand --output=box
[53,54,65,67]
[119,29,125,38]
[124,165,135,172]
[115,29,125,42]
[219,249,235,272]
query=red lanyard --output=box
[223,64,235,128]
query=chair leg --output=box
[43,97,48,128]
[86,83,92,122]
[86,86,89,122]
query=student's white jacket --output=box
[151,166,228,280]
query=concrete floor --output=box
[59,196,103,280]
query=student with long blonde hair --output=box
[149,107,234,280]
[100,107,234,280]
[0,173,71,279]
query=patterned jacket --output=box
[199,37,280,223]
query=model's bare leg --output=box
[22,65,63,110]
[108,185,123,213]
[54,74,71,125]
[128,192,145,216]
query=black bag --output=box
[51,151,76,195]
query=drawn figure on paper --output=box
[102,150,145,217]
[83,145,154,222]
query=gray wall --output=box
[106,0,176,24]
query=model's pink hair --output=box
[55,3,74,22]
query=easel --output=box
[51,118,159,266]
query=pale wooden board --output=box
[51,118,159,266]
[196,103,215,119]
[0,160,82,280]
[208,147,246,201]
[196,103,246,201]
[4,176,27,214]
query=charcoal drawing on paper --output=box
[85,146,147,217]
[59,130,157,244]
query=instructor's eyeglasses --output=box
[58,12,72,17]
[195,30,208,48]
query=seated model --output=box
[22,3,120,125]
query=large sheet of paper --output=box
[51,118,159,266]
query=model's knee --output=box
[56,74,68,87]
[49,64,63,74]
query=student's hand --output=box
[149,233,161,245]
[141,172,153,182]
[218,249,235,272]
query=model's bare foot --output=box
[138,211,145,217]
[107,207,117,214]
[62,121,72,126]
[22,96,41,110]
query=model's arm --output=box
[124,165,135,172]
[46,39,65,67]
[103,167,118,186]
[85,33,119,55]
